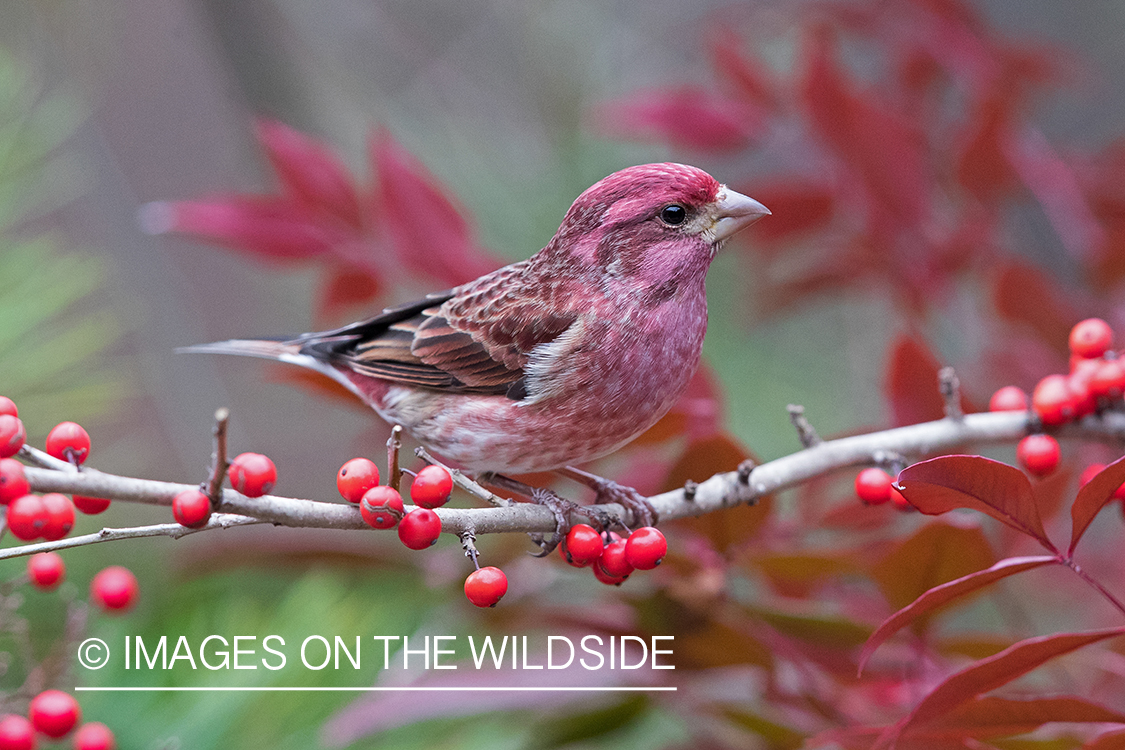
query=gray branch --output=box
[13,409,1125,560]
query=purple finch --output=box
[188,163,767,515]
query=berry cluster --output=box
[0,404,111,543]
[335,457,451,546]
[558,524,668,586]
[852,318,1125,508]
[989,318,1125,484]
[0,689,115,749]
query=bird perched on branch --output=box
[186,163,768,540]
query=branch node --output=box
[787,404,822,447]
[682,480,698,502]
[387,425,403,492]
[938,367,963,421]
[205,408,231,508]
[872,450,908,475]
[737,459,756,484]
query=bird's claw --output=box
[591,478,658,528]
[526,488,579,556]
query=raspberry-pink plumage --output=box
[188,163,768,473]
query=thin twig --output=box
[788,404,822,448]
[939,367,964,420]
[205,408,231,506]
[414,446,512,508]
[460,530,479,567]
[387,425,403,492]
[19,444,71,471]
[0,514,264,561]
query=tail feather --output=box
[176,338,302,361]
[178,338,364,400]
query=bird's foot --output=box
[559,467,657,528]
[526,487,580,557]
[592,478,657,529]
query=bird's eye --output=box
[659,204,687,226]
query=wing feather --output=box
[296,261,584,399]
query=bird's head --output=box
[549,163,769,293]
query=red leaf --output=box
[955,94,1020,202]
[897,455,1058,553]
[742,180,836,249]
[886,335,955,427]
[1069,454,1125,556]
[370,130,501,287]
[801,28,929,226]
[255,119,365,228]
[316,264,383,324]
[592,86,764,152]
[1008,128,1105,261]
[707,28,780,111]
[992,261,1077,354]
[147,198,340,260]
[882,626,1125,745]
[918,695,1125,740]
[858,555,1057,674]
[870,519,996,614]
[1086,728,1125,750]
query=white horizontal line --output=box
[75,686,676,692]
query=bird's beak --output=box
[712,187,770,243]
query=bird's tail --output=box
[177,338,302,361]
[178,338,363,399]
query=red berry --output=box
[44,422,90,465]
[1090,358,1125,399]
[0,415,25,459]
[559,524,603,567]
[7,494,47,541]
[1067,366,1097,418]
[27,552,65,590]
[72,495,111,515]
[0,398,16,418]
[90,566,138,613]
[464,566,508,607]
[1069,318,1114,359]
[596,538,634,578]
[336,458,380,504]
[397,508,442,549]
[1032,374,1076,426]
[0,459,29,505]
[228,452,276,497]
[592,561,629,586]
[0,714,35,750]
[410,465,453,509]
[624,527,667,570]
[172,489,211,528]
[359,486,404,529]
[854,467,892,505]
[988,385,1029,412]
[890,485,912,511]
[1016,434,1061,477]
[73,722,115,750]
[28,689,80,739]
[39,493,75,541]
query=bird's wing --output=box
[304,265,580,398]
